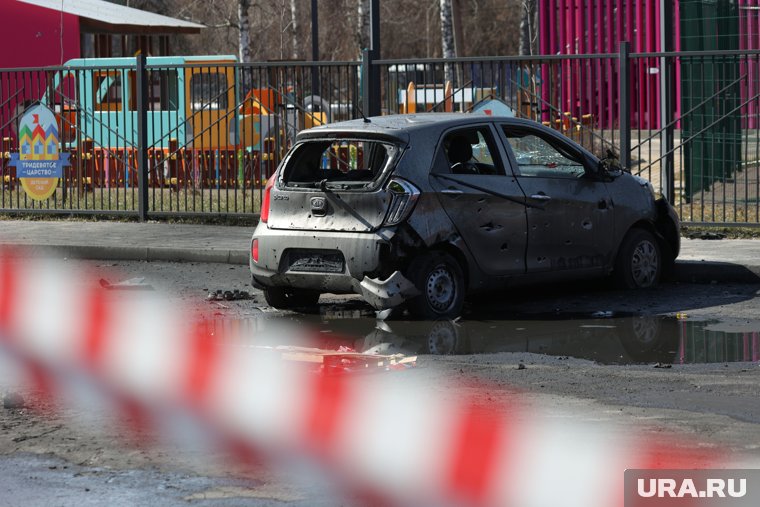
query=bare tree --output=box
[139,0,524,62]
[356,0,370,57]
[238,0,252,62]
[451,0,464,56]
[290,0,299,59]
[519,0,537,56]
[439,0,456,84]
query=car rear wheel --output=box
[405,251,465,320]
[614,228,661,289]
[263,287,320,310]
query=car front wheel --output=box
[263,287,320,310]
[405,251,465,320]
[614,228,661,289]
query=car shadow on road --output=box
[464,276,759,320]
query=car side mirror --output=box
[595,161,621,182]
[597,151,623,181]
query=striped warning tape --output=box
[0,250,730,506]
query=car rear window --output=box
[282,139,398,189]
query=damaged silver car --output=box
[250,114,680,319]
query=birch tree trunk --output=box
[519,0,536,56]
[290,0,299,59]
[356,0,370,57]
[440,0,456,85]
[238,0,252,63]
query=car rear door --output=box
[428,124,528,276]
[498,124,614,273]
[267,137,401,232]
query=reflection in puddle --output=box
[208,311,760,365]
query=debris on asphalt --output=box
[517,363,526,370]
[3,392,25,409]
[686,231,726,240]
[323,307,371,319]
[206,289,251,301]
[99,277,154,290]
[321,301,375,319]
[653,362,673,369]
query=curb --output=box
[3,244,250,265]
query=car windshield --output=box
[282,139,398,189]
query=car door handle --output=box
[530,193,551,201]
[441,189,463,196]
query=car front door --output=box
[429,124,528,276]
[498,124,614,273]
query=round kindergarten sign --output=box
[9,104,70,201]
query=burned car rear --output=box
[250,114,680,319]
[250,125,422,310]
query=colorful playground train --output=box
[2,55,329,191]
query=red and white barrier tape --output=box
[0,250,735,506]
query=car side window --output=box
[435,127,504,176]
[502,128,586,179]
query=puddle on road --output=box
[208,309,760,365]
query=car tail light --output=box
[251,238,259,263]
[383,178,420,226]
[260,176,275,223]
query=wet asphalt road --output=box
[1,259,760,506]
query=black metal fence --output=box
[628,50,760,226]
[2,48,760,225]
[0,57,360,219]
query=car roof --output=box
[295,114,599,163]
[296,113,547,142]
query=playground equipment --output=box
[2,55,331,193]
[37,55,277,190]
[400,81,477,113]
